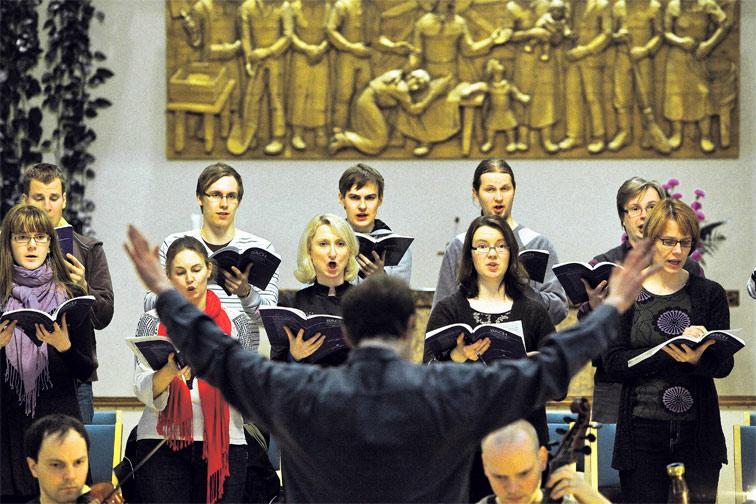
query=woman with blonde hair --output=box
[1,205,95,501]
[271,213,359,365]
[604,198,731,502]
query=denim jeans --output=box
[619,418,720,503]
[135,440,247,503]
[77,381,94,424]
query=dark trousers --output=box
[619,418,720,503]
[135,440,247,503]
[77,381,94,424]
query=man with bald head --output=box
[479,420,609,504]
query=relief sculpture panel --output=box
[165,0,739,159]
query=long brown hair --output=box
[0,205,73,303]
[458,215,528,299]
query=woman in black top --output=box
[604,199,731,503]
[425,215,554,502]
[272,213,359,365]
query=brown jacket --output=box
[72,231,114,381]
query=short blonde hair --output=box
[294,214,359,284]
[644,198,700,253]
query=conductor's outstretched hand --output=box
[604,238,659,314]
[125,225,172,295]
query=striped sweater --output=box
[143,228,280,339]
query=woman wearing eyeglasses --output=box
[424,215,555,502]
[0,205,95,501]
[604,198,730,503]
[581,177,704,424]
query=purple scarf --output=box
[2,264,68,417]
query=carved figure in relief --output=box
[402,0,509,156]
[559,0,611,154]
[506,0,561,153]
[706,0,737,149]
[462,58,531,153]
[288,0,330,151]
[663,0,730,153]
[532,0,572,62]
[327,0,374,136]
[180,0,243,110]
[231,0,292,156]
[609,0,670,154]
[370,0,421,76]
[329,69,450,155]
[456,0,512,83]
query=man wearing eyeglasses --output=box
[20,163,114,424]
[145,163,279,329]
[579,176,702,423]
[143,162,280,504]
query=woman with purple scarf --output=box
[0,205,96,501]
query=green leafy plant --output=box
[41,0,113,234]
[1,0,44,216]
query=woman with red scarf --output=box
[1,205,96,501]
[133,236,250,503]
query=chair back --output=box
[91,411,117,425]
[85,410,123,485]
[596,423,619,487]
[733,425,756,504]
[745,412,755,426]
[547,411,577,424]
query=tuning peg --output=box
[582,446,592,455]
[585,433,596,442]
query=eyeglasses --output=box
[12,233,50,245]
[204,192,239,203]
[472,243,509,255]
[657,237,693,249]
[623,203,657,218]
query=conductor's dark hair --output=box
[458,215,528,299]
[472,158,516,193]
[341,275,415,344]
[24,414,90,462]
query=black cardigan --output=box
[424,288,556,447]
[603,274,731,470]
[271,282,352,366]
[425,289,556,361]
[584,241,704,385]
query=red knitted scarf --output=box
[156,290,231,504]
